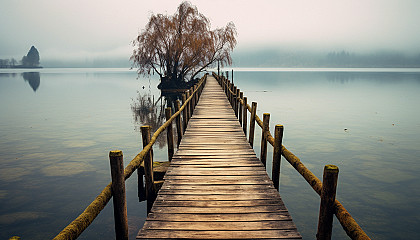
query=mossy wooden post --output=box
[272,124,284,191]
[109,150,129,240]
[249,102,257,147]
[232,69,234,84]
[189,87,194,116]
[238,92,243,125]
[227,81,231,104]
[186,90,191,123]
[317,165,339,240]
[225,78,228,95]
[182,93,187,133]
[235,88,240,117]
[243,97,248,136]
[194,85,198,108]
[140,126,155,213]
[165,107,174,161]
[192,85,196,110]
[233,86,238,113]
[260,113,270,167]
[175,99,182,147]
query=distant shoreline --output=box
[0,66,43,69]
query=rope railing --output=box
[214,72,370,240]
[52,74,207,240]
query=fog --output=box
[1,0,420,67]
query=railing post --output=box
[243,97,248,136]
[233,86,237,112]
[193,85,198,107]
[317,165,339,240]
[192,85,196,109]
[260,113,270,167]
[186,90,191,123]
[238,92,243,125]
[175,99,183,147]
[109,150,129,240]
[235,88,240,117]
[249,102,257,147]
[140,126,155,213]
[182,93,187,133]
[165,107,174,161]
[272,124,284,191]
[189,87,194,116]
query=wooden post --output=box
[186,90,191,123]
[109,150,128,240]
[165,107,174,161]
[192,85,196,110]
[238,92,243,126]
[232,69,234,84]
[227,81,231,104]
[194,85,198,107]
[232,85,236,110]
[175,99,183,147]
[189,87,194,116]
[317,165,339,240]
[235,88,240,118]
[260,113,270,167]
[272,124,284,191]
[140,126,155,213]
[182,93,187,133]
[249,102,257,147]
[243,97,248,137]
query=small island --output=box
[0,46,42,69]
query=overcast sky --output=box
[1,0,420,62]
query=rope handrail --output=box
[216,73,370,240]
[52,75,207,240]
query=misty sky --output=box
[1,0,420,62]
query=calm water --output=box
[0,68,419,239]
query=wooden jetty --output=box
[137,76,302,239]
[52,73,369,240]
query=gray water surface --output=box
[0,68,419,239]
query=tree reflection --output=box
[22,72,40,92]
[131,89,183,149]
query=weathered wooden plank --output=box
[151,205,287,214]
[142,220,297,231]
[163,174,273,181]
[152,199,285,207]
[155,193,281,201]
[144,212,293,222]
[137,229,301,239]
[159,184,275,191]
[162,179,273,185]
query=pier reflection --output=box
[131,88,183,149]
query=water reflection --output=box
[131,89,183,149]
[22,72,40,92]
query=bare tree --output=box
[131,1,237,89]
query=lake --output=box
[0,68,419,239]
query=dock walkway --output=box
[137,76,302,239]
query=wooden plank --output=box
[142,220,297,231]
[144,212,293,222]
[153,199,285,207]
[150,205,287,214]
[137,229,301,239]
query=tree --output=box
[131,1,237,89]
[22,46,40,67]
